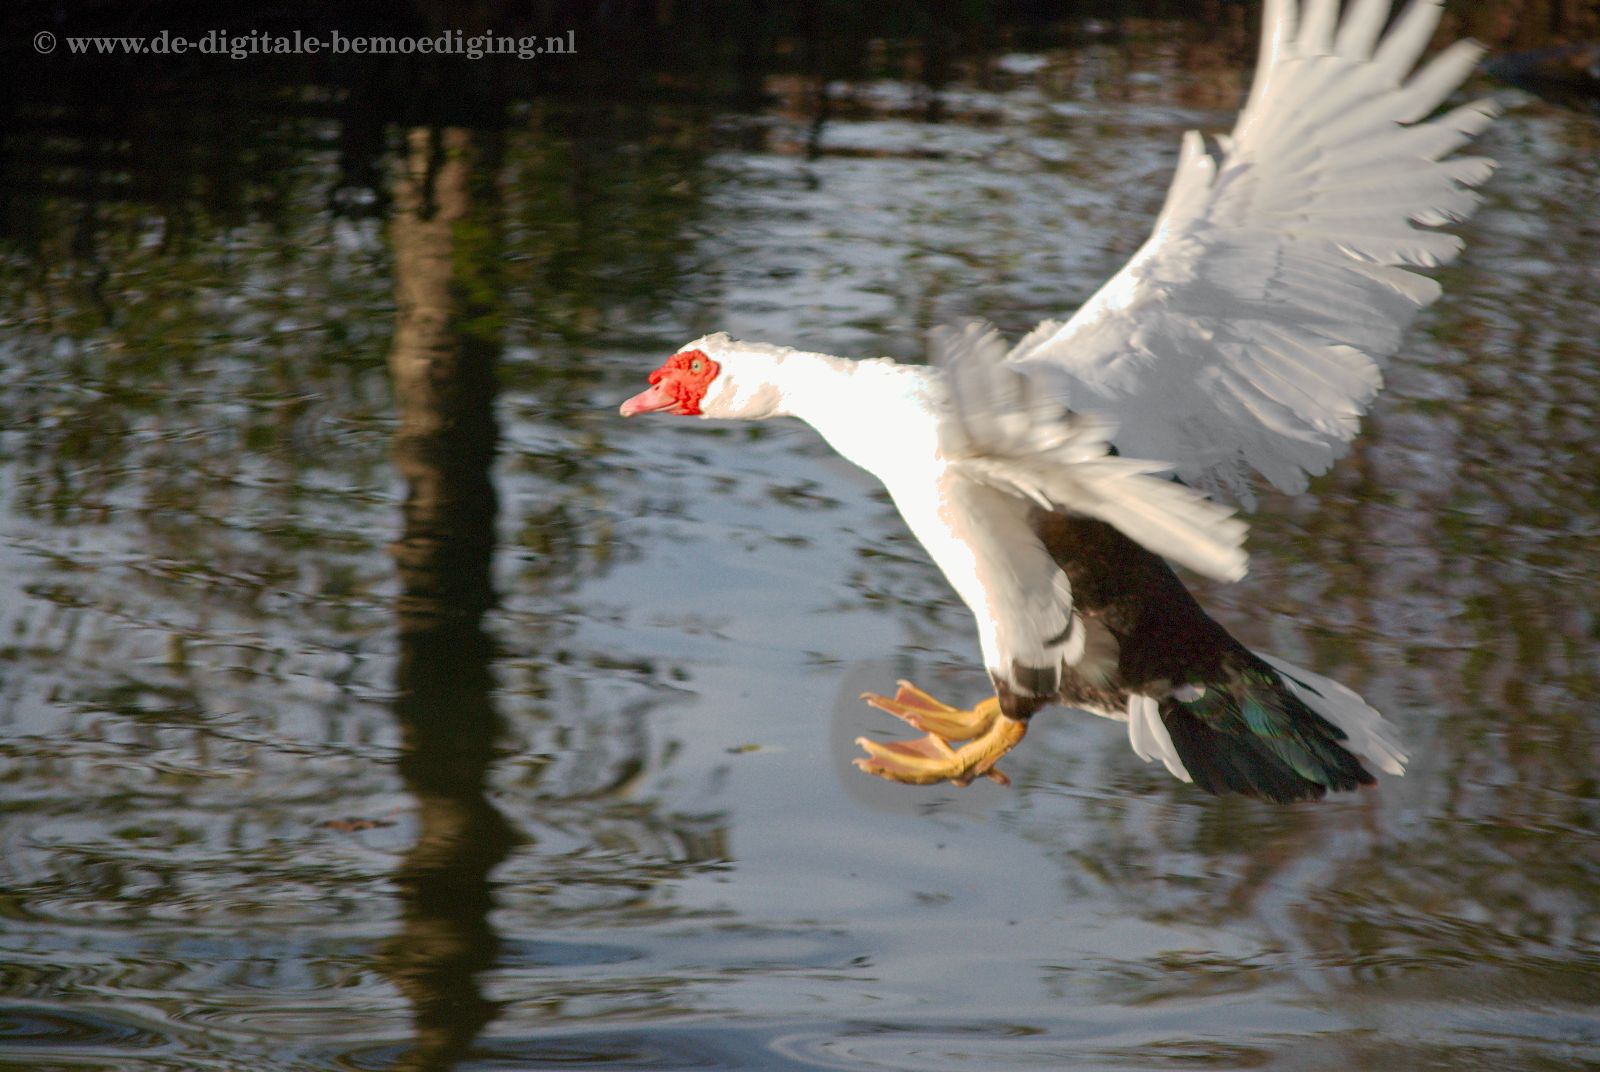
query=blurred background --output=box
[1,2,1597,1070]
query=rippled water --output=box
[2,12,1599,1072]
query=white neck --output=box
[700,340,940,475]
[733,345,860,421]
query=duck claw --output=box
[949,764,1012,788]
[853,732,959,785]
[859,682,1001,741]
[854,683,1026,788]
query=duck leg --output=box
[854,681,1025,787]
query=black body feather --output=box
[1032,509,1376,803]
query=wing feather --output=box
[1012,0,1496,504]
[936,322,1249,583]
[1334,0,1392,58]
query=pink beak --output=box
[619,380,680,417]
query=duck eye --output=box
[691,359,704,373]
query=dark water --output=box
[2,9,1599,1071]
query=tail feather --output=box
[1256,653,1408,776]
[1162,707,1349,802]
[1158,655,1391,803]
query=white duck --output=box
[621,0,1495,801]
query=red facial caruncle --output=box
[619,349,721,417]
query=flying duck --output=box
[620,0,1496,802]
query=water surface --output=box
[2,11,1598,1071]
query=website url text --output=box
[36,29,577,61]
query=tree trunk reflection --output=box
[384,125,514,1072]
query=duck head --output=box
[619,333,788,421]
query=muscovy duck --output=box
[620,0,1496,802]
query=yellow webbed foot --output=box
[860,680,1001,741]
[854,684,1026,788]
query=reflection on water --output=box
[2,5,1599,1071]
[383,124,512,1070]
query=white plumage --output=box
[622,0,1491,800]
[937,322,1249,583]
[1007,0,1497,504]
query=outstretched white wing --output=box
[938,322,1248,583]
[1008,0,1497,504]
